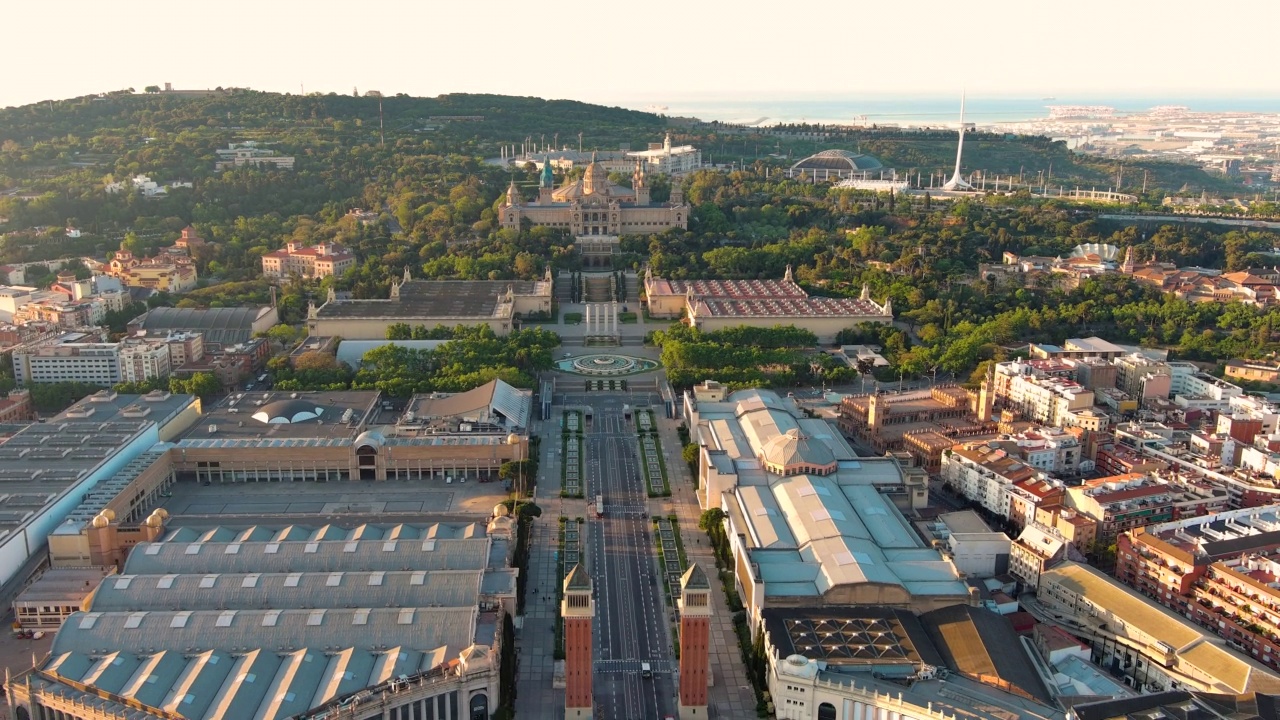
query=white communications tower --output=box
[942,92,974,191]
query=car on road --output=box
[641,663,652,678]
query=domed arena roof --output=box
[790,149,884,173]
[252,399,326,424]
[1070,242,1120,261]
[762,428,836,469]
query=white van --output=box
[641,662,652,679]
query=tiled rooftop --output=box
[697,296,887,318]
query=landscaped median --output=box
[637,410,670,497]
[561,410,584,498]
[554,515,583,660]
[653,514,688,656]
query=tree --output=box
[144,85,161,94]
[683,443,700,474]
[29,382,101,413]
[170,372,221,398]
[499,459,538,494]
[263,324,305,349]
[698,507,725,532]
[293,350,339,372]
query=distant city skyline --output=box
[7,0,1280,110]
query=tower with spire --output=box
[633,160,650,206]
[977,362,995,422]
[539,157,555,203]
[561,564,594,719]
[678,564,712,719]
[1121,246,1136,274]
[943,92,974,191]
[504,178,523,229]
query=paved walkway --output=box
[515,410,568,719]
[653,411,758,719]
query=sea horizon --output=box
[605,94,1280,127]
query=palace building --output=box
[307,268,554,339]
[498,153,688,236]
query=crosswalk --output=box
[594,659,677,674]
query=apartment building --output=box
[152,330,204,367]
[119,339,173,383]
[1066,474,1226,542]
[0,389,35,424]
[1118,505,1280,611]
[12,334,172,386]
[1034,504,1099,550]
[12,297,106,328]
[993,361,1094,426]
[1005,427,1083,475]
[1114,353,1172,400]
[260,241,356,280]
[1007,476,1067,530]
[1009,523,1084,589]
[1067,357,1118,390]
[1095,442,1169,477]
[1226,359,1280,383]
[1174,371,1244,413]
[1038,562,1280,694]
[1229,394,1280,437]
[941,441,1038,519]
[1114,506,1280,673]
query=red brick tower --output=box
[561,563,594,719]
[678,563,711,719]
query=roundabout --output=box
[555,353,660,376]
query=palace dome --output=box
[761,428,836,471]
[581,155,608,195]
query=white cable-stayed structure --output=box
[942,93,974,191]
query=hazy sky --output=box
[7,0,1278,109]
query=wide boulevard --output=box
[584,394,675,720]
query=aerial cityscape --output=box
[4,2,1280,720]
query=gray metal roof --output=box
[88,570,487,613]
[44,606,481,720]
[123,523,492,575]
[407,379,532,429]
[56,606,476,657]
[316,280,539,320]
[0,419,154,534]
[23,520,508,720]
[137,306,272,346]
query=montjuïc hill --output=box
[0,87,1235,194]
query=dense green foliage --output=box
[267,325,559,396]
[652,325,825,389]
[3,89,1276,392]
